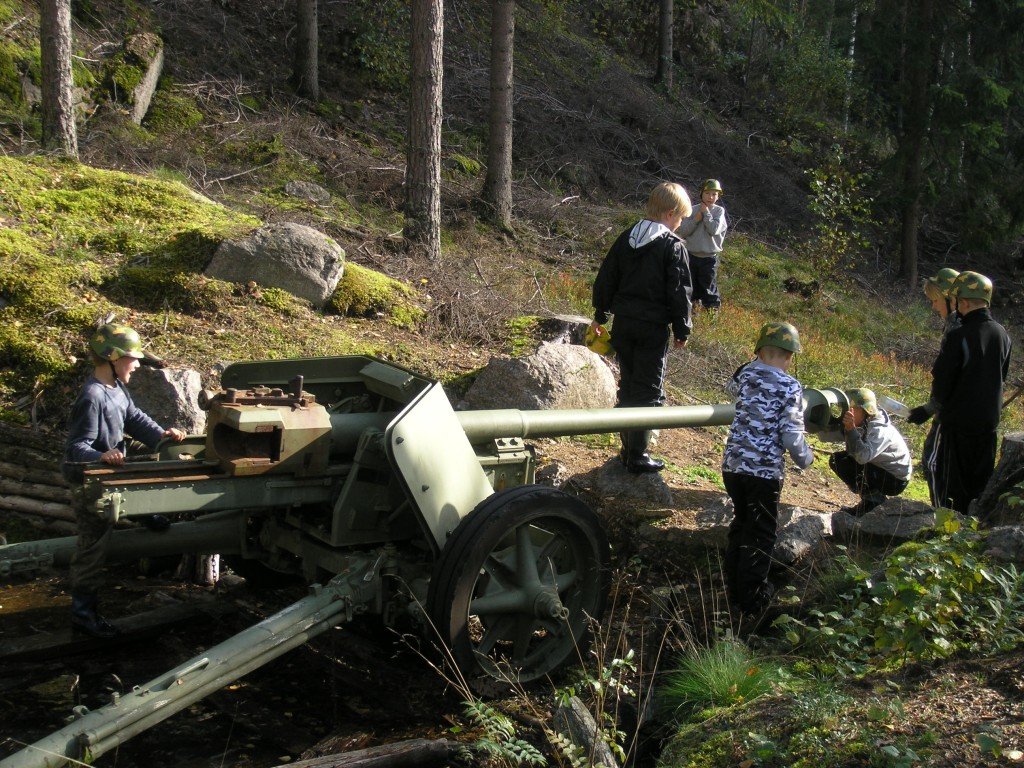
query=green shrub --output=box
[339,0,410,91]
[778,513,1024,674]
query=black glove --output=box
[906,406,930,425]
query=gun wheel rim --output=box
[428,485,610,694]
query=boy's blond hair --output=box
[646,182,692,220]
[923,281,943,301]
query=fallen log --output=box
[0,477,73,503]
[973,432,1024,526]
[0,460,67,488]
[0,494,76,522]
[0,421,62,454]
[277,739,462,768]
[553,695,620,768]
[0,442,62,470]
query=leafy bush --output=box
[805,145,875,281]
[339,0,410,91]
[778,513,1024,674]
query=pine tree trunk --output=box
[40,0,78,157]
[896,0,936,287]
[293,0,319,100]
[405,0,444,261]
[842,3,858,133]
[482,0,514,230]
[656,0,673,87]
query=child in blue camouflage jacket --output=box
[722,322,813,619]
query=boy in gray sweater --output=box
[678,178,728,310]
[62,324,185,636]
[820,388,912,515]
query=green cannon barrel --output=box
[328,386,846,449]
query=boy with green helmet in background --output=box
[678,178,728,312]
[907,271,1012,513]
[722,321,813,623]
[923,267,961,336]
[819,388,912,515]
[62,323,187,637]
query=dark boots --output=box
[621,430,664,474]
[71,593,119,638]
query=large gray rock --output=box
[775,507,833,565]
[591,457,673,508]
[463,342,616,410]
[831,497,937,541]
[123,33,164,124]
[206,223,345,306]
[129,366,206,435]
[984,525,1024,564]
[284,180,331,204]
[688,498,831,563]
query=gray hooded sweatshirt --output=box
[820,409,913,481]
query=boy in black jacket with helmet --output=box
[590,182,694,473]
[907,271,1012,513]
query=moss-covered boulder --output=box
[327,262,426,328]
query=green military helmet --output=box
[754,321,801,354]
[702,178,724,196]
[90,323,146,362]
[925,267,960,297]
[846,387,878,416]
[951,270,993,303]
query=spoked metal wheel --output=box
[427,485,610,693]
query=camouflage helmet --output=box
[754,321,801,354]
[90,324,145,362]
[951,270,993,303]
[846,387,878,416]
[925,267,960,298]
[701,178,724,196]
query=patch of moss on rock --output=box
[145,87,203,133]
[327,262,425,328]
[505,315,541,356]
[258,287,303,314]
[0,42,23,104]
[445,153,482,177]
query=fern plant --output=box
[462,699,547,767]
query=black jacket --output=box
[931,307,1012,434]
[592,222,693,340]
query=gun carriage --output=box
[0,355,847,768]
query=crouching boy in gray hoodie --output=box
[821,388,912,515]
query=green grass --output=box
[660,638,783,716]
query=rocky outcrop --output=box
[462,342,617,410]
[129,366,206,435]
[206,223,345,306]
[831,497,937,541]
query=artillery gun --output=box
[0,354,847,768]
